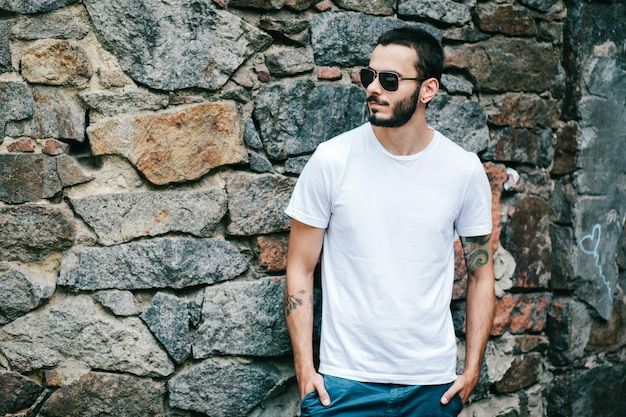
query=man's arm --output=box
[284,218,330,405]
[441,234,495,405]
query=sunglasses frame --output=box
[360,68,422,92]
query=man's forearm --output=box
[284,278,316,378]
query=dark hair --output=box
[377,27,444,82]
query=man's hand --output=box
[299,371,330,406]
[440,372,478,405]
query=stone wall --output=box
[0,0,624,416]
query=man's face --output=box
[364,44,421,128]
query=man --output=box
[284,27,494,417]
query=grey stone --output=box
[250,151,275,173]
[226,172,296,236]
[334,0,394,16]
[194,277,290,358]
[0,267,55,324]
[68,188,228,245]
[253,79,367,160]
[398,0,472,26]
[284,155,310,175]
[141,292,191,364]
[56,154,93,187]
[0,294,174,376]
[426,94,489,153]
[80,91,169,118]
[58,237,249,291]
[0,205,75,263]
[485,127,543,165]
[244,118,264,150]
[546,297,592,366]
[0,81,34,137]
[0,20,10,74]
[265,47,314,77]
[167,357,291,417]
[518,0,559,13]
[0,0,77,14]
[38,372,164,417]
[0,371,43,415]
[11,9,89,40]
[5,86,86,142]
[93,290,142,316]
[441,74,473,96]
[83,0,272,91]
[310,12,441,67]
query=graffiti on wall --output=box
[578,223,613,301]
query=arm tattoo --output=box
[284,289,312,317]
[461,234,491,277]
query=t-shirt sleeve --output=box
[455,156,493,237]
[284,146,332,229]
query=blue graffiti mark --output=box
[578,224,612,300]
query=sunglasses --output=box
[360,68,421,92]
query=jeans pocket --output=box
[450,393,464,416]
[300,391,321,416]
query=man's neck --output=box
[371,115,434,156]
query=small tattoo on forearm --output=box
[284,289,310,316]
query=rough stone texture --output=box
[265,47,315,77]
[0,205,75,262]
[475,4,537,36]
[226,172,296,236]
[0,154,91,204]
[502,195,551,289]
[21,40,92,87]
[93,290,142,316]
[485,127,547,166]
[38,372,165,417]
[0,294,174,376]
[11,8,89,40]
[519,0,560,13]
[194,277,290,357]
[493,352,542,393]
[80,91,169,117]
[552,122,578,175]
[398,0,471,26]
[445,38,559,93]
[441,74,473,96]
[0,371,43,415]
[426,94,489,153]
[5,86,86,142]
[0,20,10,74]
[334,0,394,16]
[83,0,272,91]
[310,12,441,67]
[485,93,561,129]
[284,154,310,175]
[256,235,289,272]
[492,293,552,336]
[59,238,248,291]
[253,80,367,160]
[141,292,191,364]
[546,297,592,366]
[69,188,227,245]
[0,267,55,324]
[0,81,35,137]
[167,357,291,416]
[87,102,247,185]
[0,0,77,14]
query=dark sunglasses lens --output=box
[379,72,399,91]
[360,69,375,88]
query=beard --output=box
[368,87,420,128]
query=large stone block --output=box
[68,188,227,245]
[0,20,10,74]
[59,237,248,291]
[194,277,290,358]
[141,292,191,364]
[80,91,169,118]
[492,293,552,336]
[226,172,296,236]
[253,80,367,160]
[0,0,77,13]
[445,38,559,92]
[0,81,34,137]
[398,0,471,26]
[310,12,441,67]
[0,267,55,324]
[475,4,537,36]
[335,0,394,16]
[11,8,89,40]
[21,40,92,87]
[0,294,174,376]
[0,205,75,262]
[0,371,43,415]
[546,297,592,366]
[483,93,560,129]
[83,0,272,90]
[167,357,292,417]
[38,372,165,417]
[87,102,247,185]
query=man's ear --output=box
[420,77,439,104]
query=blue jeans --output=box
[300,375,464,417]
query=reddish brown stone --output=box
[587,301,626,351]
[284,0,317,11]
[476,4,537,36]
[256,234,289,272]
[255,63,271,83]
[488,93,560,129]
[7,137,35,153]
[494,352,542,393]
[453,239,467,300]
[492,293,552,336]
[552,122,578,175]
[314,0,333,11]
[43,138,70,156]
[317,66,342,80]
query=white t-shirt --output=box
[285,123,492,385]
